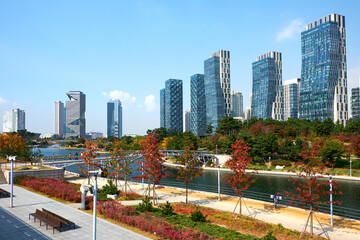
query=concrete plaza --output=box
[0,184,149,240]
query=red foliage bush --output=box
[19,177,82,202]
[92,201,211,240]
[172,203,217,216]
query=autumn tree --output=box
[282,142,342,238]
[137,133,167,203]
[0,133,27,162]
[174,146,203,203]
[223,139,257,215]
[78,141,101,184]
[105,139,135,196]
[350,135,360,157]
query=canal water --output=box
[38,146,360,220]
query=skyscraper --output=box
[231,91,244,118]
[184,109,190,132]
[351,79,360,120]
[204,50,231,130]
[160,88,165,128]
[283,78,301,120]
[65,91,86,138]
[3,109,25,132]
[190,74,206,136]
[107,99,123,138]
[299,13,348,124]
[163,79,183,132]
[54,101,64,136]
[251,51,283,120]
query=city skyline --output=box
[1,1,360,135]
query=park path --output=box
[0,183,150,240]
[67,175,360,240]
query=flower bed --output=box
[93,201,212,240]
[15,176,83,203]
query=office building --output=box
[190,74,206,136]
[160,88,166,128]
[65,91,86,138]
[251,51,283,120]
[299,13,348,124]
[184,109,190,132]
[161,79,183,132]
[283,78,301,120]
[245,106,251,120]
[54,101,65,136]
[231,91,244,118]
[3,109,25,132]
[204,50,231,130]
[351,85,360,120]
[107,99,122,138]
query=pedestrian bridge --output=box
[41,150,218,168]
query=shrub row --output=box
[93,201,212,240]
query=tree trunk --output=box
[186,182,188,204]
[310,206,313,236]
[115,173,118,187]
[87,173,90,185]
[148,179,151,197]
[239,195,242,215]
[125,175,127,196]
[152,183,155,204]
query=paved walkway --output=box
[67,176,360,240]
[0,184,149,240]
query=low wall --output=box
[2,168,64,184]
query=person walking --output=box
[274,195,278,209]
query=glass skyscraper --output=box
[251,51,283,120]
[54,101,65,136]
[65,91,86,138]
[299,13,348,124]
[231,91,244,118]
[107,99,122,138]
[2,109,25,133]
[160,88,165,128]
[204,50,231,130]
[190,74,206,136]
[161,79,183,132]
[351,87,360,120]
[283,78,300,120]
[184,109,190,132]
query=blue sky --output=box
[1,1,360,136]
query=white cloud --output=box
[277,18,305,42]
[0,97,9,105]
[101,92,108,97]
[102,90,137,103]
[144,94,156,112]
[131,97,136,102]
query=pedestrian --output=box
[68,153,71,160]
[274,195,278,209]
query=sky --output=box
[1,0,360,136]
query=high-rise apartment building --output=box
[184,109,190,132]
[161,79,183,132]
[351,86,360,120]
[204,50,231,130]
[190,74,206,136]
[160,88,166,128]
[231,91,244,118]
[54,101,65,136]
[283,78,301,120]
[107,99,123,138]
[245,106,251,120]
[3,109,25,132]
[65,91,86,138]
[299,13,348,124]
[251,51,283,120]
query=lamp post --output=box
[330,176,333,226]
[8,156,16,208]
[350,159,352,177]
[89,170,100,240]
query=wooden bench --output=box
[42,208,75,229]
[29,209,61,234]
[0,188,10,198]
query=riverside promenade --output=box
[0,183,149,240]
[66,175,360,240]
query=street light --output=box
[89,169,101,240]
[350,159,352,177]
[330,176,333,226]
[8,156,16,208]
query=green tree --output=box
[319,140,345,168]
[216,116,243,135]
[205,123,213,135]
[175,147,203,203]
